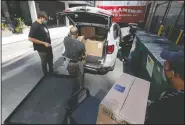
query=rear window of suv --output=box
[68,12,108,25]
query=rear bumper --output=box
[84,66,99,72]
[84,63,110,72]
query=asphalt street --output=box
[1,37,124,123]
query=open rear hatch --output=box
[57,6,112,70]
[57,6,112,30]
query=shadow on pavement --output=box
[2,39,64,75]
[2,52,37,75]
[122,58,135,76]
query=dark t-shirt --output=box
[63,36,85,61]
[29,21,51,52]
[147,88,184,124]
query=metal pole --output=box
[161,1,172,25]
[143,2,151,30]
[152,1,169,23]
[146,1,168,32]
[145,1,156,32]
[157,25,164,36]
[157,1,172,36]
[57,19,59,27]
[176,30,184,44]
[28,1,37,23]
[149,3,158,30]
[174,3,184,27]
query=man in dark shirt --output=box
[28,11,53,76]
[146,50,184,124]
[63,27,85,62]
[63,26,85,89]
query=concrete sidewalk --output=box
[2,26,70,64]
[2,26,70,46]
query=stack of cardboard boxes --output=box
[78,27,105,58]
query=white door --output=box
[106,24,119,67]
[113,24,120,59]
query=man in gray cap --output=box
[146,49,184,124]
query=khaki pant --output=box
[38,49,53,75]
[62,56,84,89]
[67,61,84,89]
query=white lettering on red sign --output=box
[107,8,143,13]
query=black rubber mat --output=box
[5,75,79,124]
[94,89,107,101]
[71,96,100,124]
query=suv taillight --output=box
[107,45,114,54]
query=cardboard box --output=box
[85,39,105,57]
[81,27,95,38]
[78,36,105,57]
[96,73,150,124]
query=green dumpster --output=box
[130,30,183,101]
[130,32,160,81]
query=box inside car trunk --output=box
[78,26,107,63]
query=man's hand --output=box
[82,55,86,64]
[43,42,51,47]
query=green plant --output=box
[1,23,7,30]
[15,27,21,33]
[14,17,25,33]
[15,17,25,28]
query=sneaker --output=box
[49,70,58,75]
[49,68,54,73]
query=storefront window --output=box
[176,9,184,30]
[164,1,184,41]
[164,1,183,27]
[152,3,168,33]
[150,1,184,35]
[36,1,65,27]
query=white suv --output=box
[58,6,121,73]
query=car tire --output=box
[110,61,116,71]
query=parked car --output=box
[58,6,122,73]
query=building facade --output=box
[2,1,95,28]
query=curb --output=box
[2,26,70,46]
[2,33,29,46]
[2,37,65,65]
[2,48,33,65]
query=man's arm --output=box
[28,37,50,48]
[28,37,45,45]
